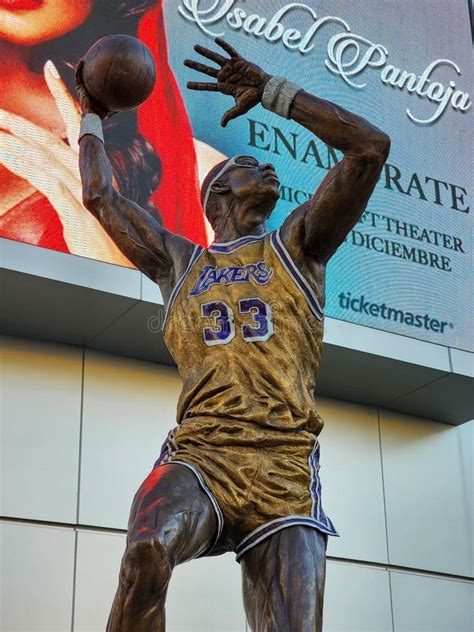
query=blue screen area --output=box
[164,0,473,352]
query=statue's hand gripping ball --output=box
[81,34,156,114]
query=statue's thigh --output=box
[127,462,217,564]
[241,526,328,632]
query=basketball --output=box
[82,34,156,112]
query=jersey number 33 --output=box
[201,298,274,346]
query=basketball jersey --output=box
[163,228,325,436]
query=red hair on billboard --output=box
[138,4,207,245]
[0,0,207,262]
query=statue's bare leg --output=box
[106,463,217,632]
[241,527,328,632]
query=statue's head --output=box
[201,155,280,235]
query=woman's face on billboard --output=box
[0,0,93,45]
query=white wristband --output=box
[79,113,104,144]
[261,76,301,118]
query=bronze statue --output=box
[77,38,390,632]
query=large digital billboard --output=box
[0,1,472,352]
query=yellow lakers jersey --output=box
[163,228,325,436]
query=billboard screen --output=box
[0,1,472,352]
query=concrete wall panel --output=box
[0,521,75,632]
[79,350,182,529]
[317,398,388,563]
[391,571,473,632]
[0,336,82,522]
[324,561,393,632]
[380,410,472,576]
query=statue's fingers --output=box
[75,59,84,83]
[187,81,220,91]
[183,59,219,78]
[215,37,239,58]
[104,110,119,120]
[74,60,93,113]
[194,44,227,66]
[217,66,232,82]
[221,104,245,127]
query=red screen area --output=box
[0,0,215,268]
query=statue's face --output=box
[224,155,280,229]
[0,0,93,45]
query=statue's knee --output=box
[120,537,172,593]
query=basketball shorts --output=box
[153,419,339,561]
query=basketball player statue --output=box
[77,38,390,632]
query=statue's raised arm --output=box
[186,37,391,265]
[76,60,195,298]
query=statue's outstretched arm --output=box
[185,38,391,265]
[282,90,390,264]
[79,134,194,285]
[76,61,195,286]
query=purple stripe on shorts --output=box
[235,516,339,561]
[308,437,337,533]
[154,426,178,468]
